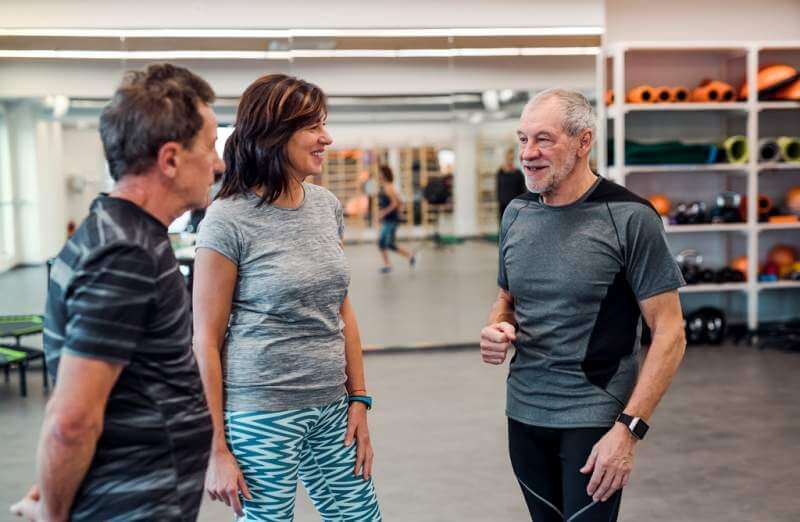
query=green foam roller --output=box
[777,136,800,163]
[723,135,748,164]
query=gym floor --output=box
[2,241,799,521]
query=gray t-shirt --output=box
[498,177,685,428]
[196,183,350,412]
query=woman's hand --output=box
[205,447,252,517]
[344,402,374,480]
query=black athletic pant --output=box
[508,417,622,521]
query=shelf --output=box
[620,164,748,176]
[679,283,747,294]
[624,102,748,113]
[665,223,749,233]
[757,281,800,291]
[758,162,800,172]
[757,222,800,232]
[757,101,800,111]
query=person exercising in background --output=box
[480,89,686,522]
[496,147,526,226]
[377,165,415,273]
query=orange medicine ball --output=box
[787,186,800,214]
[730,255,748,279]
[768,244,798,277]
[648,194,671,216]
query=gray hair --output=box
[524,88,596,140]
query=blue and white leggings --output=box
[225,395,382,521]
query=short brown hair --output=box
[217,74,327,205]
[99,63,215,181]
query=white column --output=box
[454,124,478,237]
[7,101,67,264]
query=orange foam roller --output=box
[627,85,654,103]
[740,64,798,100]
[692,79,736,102]
[605,89,614,106]
[738,194,773,221]
[652,86,671,103]
[669,86,689,103]
[774,78,800,101]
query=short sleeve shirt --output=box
[44,196,212,521]
[498,177,685,428]
[195,183,350,412]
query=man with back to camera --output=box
[10,63,224,521]
[496,147,527,226]
[480,89,686,521]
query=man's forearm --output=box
[37,414,100,520]
[623,325,685,420]
[489,293,516,325]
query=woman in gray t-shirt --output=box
[193,74,381,521]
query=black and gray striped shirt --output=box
[44,195,212,521]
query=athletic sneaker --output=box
[380,266,392,274]
[409,255,416,268]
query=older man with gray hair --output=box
[480,89,686,521]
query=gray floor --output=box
[2,242,800,521]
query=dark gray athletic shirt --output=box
[498,177,685,428]
[44,196,211,521]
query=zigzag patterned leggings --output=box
[225,395,382,521]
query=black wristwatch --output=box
[616,413,649,440]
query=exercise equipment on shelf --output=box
[777,137,800,163]
[647,194,671,216]
[669,86,690,103]
[605,89,614,106]
[691,79,735,102]
[739,64,799,100]
[731,255,749,280]
[738,194,773,222]
[626,85,654,103]
[653,86,671,103]
[773,77,800,100]
[685,307,727,345]
[721,135,748,163]
[672,201,708,225]
[787,186,800,215]
[758,138,780,162]
[710,191,744,223]
[675,249,746,285]
[767,244,798,279]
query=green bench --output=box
[0,315,48,397]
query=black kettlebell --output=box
[685,307,727,345]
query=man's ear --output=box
[157,141,181,179]
[578,129,594,157]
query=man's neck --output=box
[110,175,185,227]
[541,164,597,207]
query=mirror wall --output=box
[0,28,600,345]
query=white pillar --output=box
[454,124,478,237]
[7,101,67,264]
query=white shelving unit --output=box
[603,41,800,331]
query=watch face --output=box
[631,419,649,439]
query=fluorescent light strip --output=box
[0,26,603,39]
[0,47,599,60]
